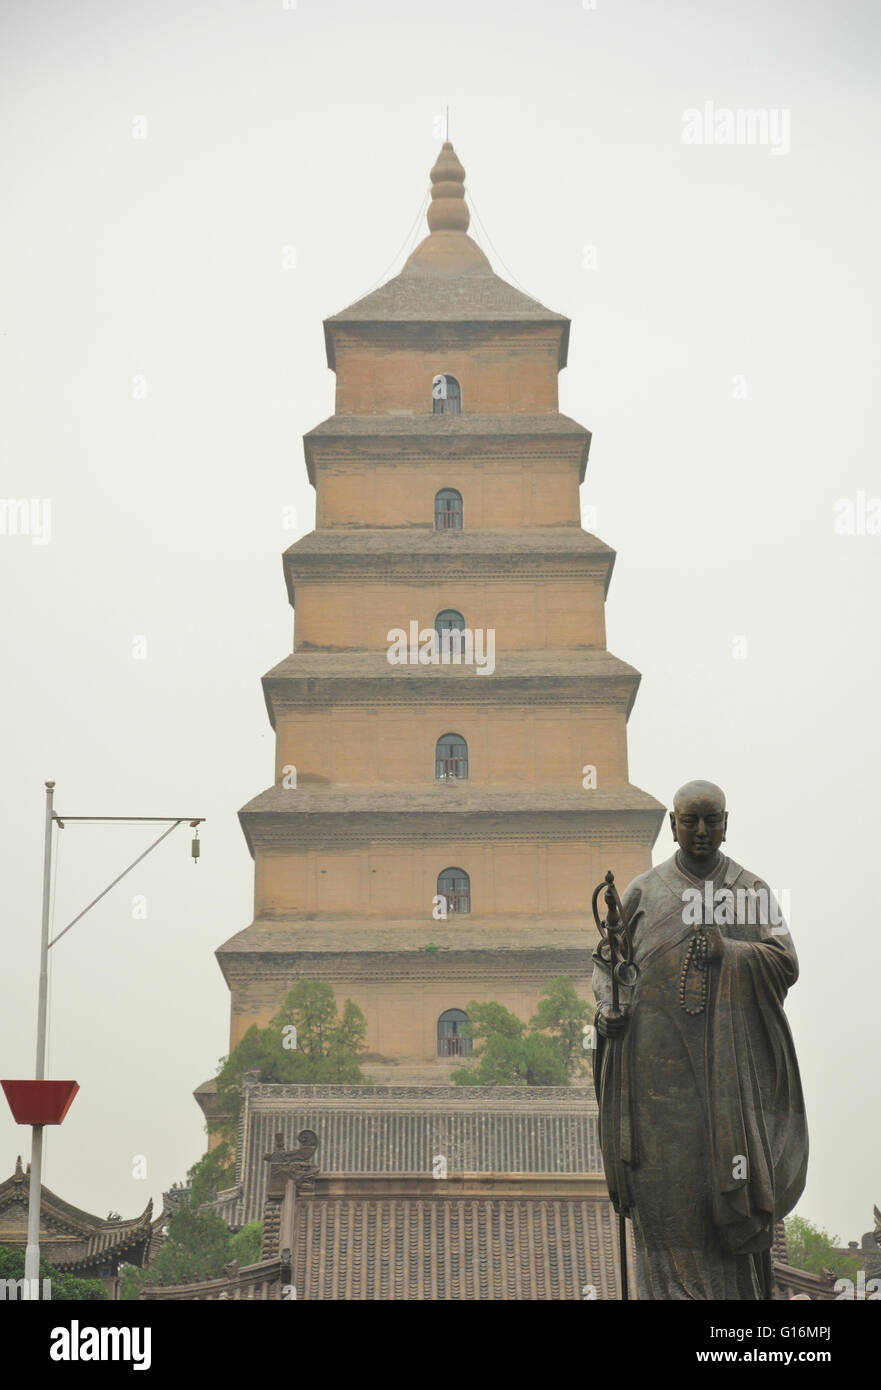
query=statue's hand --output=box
[596,1005,630,1039]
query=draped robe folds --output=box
[591,853,808,1301]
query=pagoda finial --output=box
[427,142,469,234]
[403,141,489,272]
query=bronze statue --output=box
[591,780,808,1300]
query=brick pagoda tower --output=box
[205,141,658,1073]
[208,141,664,1080]
[186,145,666,1297]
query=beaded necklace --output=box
[678,929,709,1015]
[675,853,724,1016]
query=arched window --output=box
[432,373,462,416]
[437,867,470,915]
[438,1008,472,1058]
[435,487,463,531]
[435,609,465,636]
[435,733,468,781]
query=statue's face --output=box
[670,792,727,860]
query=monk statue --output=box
[591,780,808,1299]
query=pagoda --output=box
[203,142,663,1083]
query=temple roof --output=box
[292,1180,624,1300]
[323,143,569,368]
[0,1155,157,1272]
[198,1081,603,1226]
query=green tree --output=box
[326,997,369,1077]
[145,1204,232,1288]
[118,1152,265,1299]
[118,1262,148,1301]
[453,1029,568,1086]
[120,984,364,1298]
[784,1215,862,1280]
[0,1245,107,1300]
[530,975,593,1078]
[212,982,367,1143]
[452,980,592,1087]
[229,1220,263,1266]
[460,1001,525,1047]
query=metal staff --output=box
[591,869,639,1301]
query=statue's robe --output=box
[592,852,808,1300]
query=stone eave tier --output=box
[323,269,570,369]
[282,527,615,596]
[237,784,665,856]
[262,649,643,723]
[216,917,594,964]
[302,413,591,484]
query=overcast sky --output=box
[1,0,879,1248]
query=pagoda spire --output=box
[404,141,490,274]
[426,142,470,233]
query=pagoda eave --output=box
[260,651,642,728]
[217,917,598,956]
[303,413,591,485]
[237,795,665,857]
[282,534,616,594]
[324,318,571,371]
[215,940,595,991]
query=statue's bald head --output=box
[669,780,728,861]
[673,780,726,815]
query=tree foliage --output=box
[0,1245,107,1300]
[118,1151,265,1299]
[211,982,367,1144]
[119,984,365,1298]
[529,976,593,1075]
[229,1221,263,1266]
[451,978,592,1086]
[784,1215,862,1280]
[203,981,367,1159]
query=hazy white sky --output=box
[1,0,878,1246]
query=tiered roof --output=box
[0,1155,158,1274]
[323,142,570,369]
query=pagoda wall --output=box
[331,328,562,415]
[292,576,607,650]
[315,457,581,529]
[273,706,628,786]
[252,838,649,922]
[228,973,589,1058]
